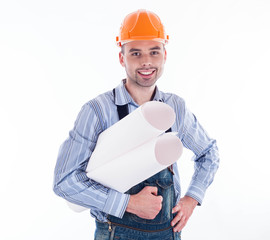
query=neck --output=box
[125,81,156,106]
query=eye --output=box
[131,52,141,56]
[151,51,160,55]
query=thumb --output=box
[148,186,158,196]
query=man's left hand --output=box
[171,196,198,232]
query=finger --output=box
[173,216,187,232]
[172,204,181,214]
[171,211,183,227]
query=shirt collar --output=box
[152,85,164,102]
[114,79,164,106]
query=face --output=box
[119,40,167,89]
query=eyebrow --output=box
[149,46,161,51]
[128,46,161,53]
[129,48,141,53]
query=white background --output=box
[1,0,270,239]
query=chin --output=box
[137,80,157,88]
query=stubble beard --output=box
[128,68,159,88]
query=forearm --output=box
[185,141,219,204]
[53,103,130,218]
[180,100,220,205]
[53,142,130,218]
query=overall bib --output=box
[94,91,181,240]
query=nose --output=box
[141,56,152,67]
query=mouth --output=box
[137,69,156,78]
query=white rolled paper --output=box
[88,133,183,193]
[88,101,176,172]
[66,201,87,213]
[67,101,183,212]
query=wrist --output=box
[126,195,136,214]
[183,195,198,207]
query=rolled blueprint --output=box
[88,132,183,193]
[67,101,183,212]
[87,101,176,172]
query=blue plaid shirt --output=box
[53,80,219,222]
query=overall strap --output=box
[159,100,172,133]
[158,100,174,175]
[113,88,129,120]
[113,88,173,132]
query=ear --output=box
[164,48,167,63]
[119,52,125,67]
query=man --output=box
[53,9,219,239]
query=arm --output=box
[182,106,219,205]
[53,102,129,218]
[171,99,220,232]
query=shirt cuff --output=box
[185,180,207,206]
[103,189,130,218]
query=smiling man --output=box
[53,9,219,240]
[119,40,166,105]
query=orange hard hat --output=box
[116,9,169,47]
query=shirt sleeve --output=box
[181,101,220,205]
[53,102,130,218]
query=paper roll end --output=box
[141,101,175,131]
[66,201,88,212]
[155,134,183,166]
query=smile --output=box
[137,69,156,77]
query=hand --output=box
[126,186,163,219]
[171,196,198,232]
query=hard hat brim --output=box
[117,38,169,47]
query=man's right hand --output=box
[125,186,163,219]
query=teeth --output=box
[139,71,154,75]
